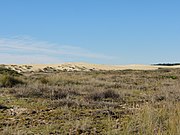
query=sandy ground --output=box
[1,62,180,72]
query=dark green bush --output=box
[161,76,177,79]
[0,75,23,87]
[0,67,21,76]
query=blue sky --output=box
[0,0,179,64]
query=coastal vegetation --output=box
[0,67,180,134]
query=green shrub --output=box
[0,67,21,76]
[0,75,23,87]
[161,75,177,79]
[39,77,49,84]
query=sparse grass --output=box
[0,68,180,134]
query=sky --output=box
[0,0,179,64]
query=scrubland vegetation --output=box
[0,67,180,134]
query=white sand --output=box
[2,62,180,72]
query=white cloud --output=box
[0,53,63,64]
[0,36,115,64]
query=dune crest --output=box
[1,62,180,73]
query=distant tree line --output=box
[152,63,180,66]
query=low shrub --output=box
[14,84,69,100]
[89,89,119,101]
[103,89,119,99]
[0,75,23,87]
[0,67,21,76]
[39,77,49,84]
[89,91,104,101]
[51,88,68,100]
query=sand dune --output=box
[1,62,180,73]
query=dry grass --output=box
[0,67,180,134]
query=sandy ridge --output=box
[1,62,180,73]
